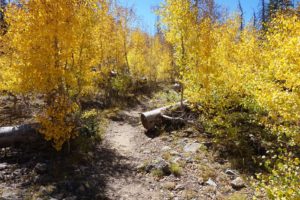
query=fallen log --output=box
[0,123,41,148]
[141,101,187,130]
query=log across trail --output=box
[141,101,189,130]
[0,101,188,148]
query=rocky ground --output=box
[0,91,254,200]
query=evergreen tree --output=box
[0,0,6,33]
[238,0,244,30]
[268,0,293,19]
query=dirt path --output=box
[102,107,161,200]
[0,93,254,199]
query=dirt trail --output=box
[102,106,161,200]
[0,93,253,199]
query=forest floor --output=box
[0,88,255,200]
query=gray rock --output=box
[154,159,171,175]
[136,163,146,171]
[231,177,245,190]
[175,184,185,191]
[0,163,8,170]
[186,157,194,163]
[87,152,94,157]
[39,186,47,195]
[13,169,22,176]
[206,178,217,187]
[35,163,48,174]
[178,138,189,147]
[184,128,194,134]
[184,143,201,153]
[146,159,171,175]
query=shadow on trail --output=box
[0,139,136,200]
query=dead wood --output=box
[0,123,41,148]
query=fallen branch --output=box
[0,123,41,148]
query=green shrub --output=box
[170,162,182,176]
[254,153,300,200]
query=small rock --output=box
[136,163,146,171]
[35,163,48,174]
[178,138,188,147]
[39,186,47,195]
[184,143,201,153]
[186,157,194,163]
[175,184,185,191]
[184,127,194,134]
[162,182,176,190]
[231,177,245,190]
[146,159,171,175]
[206,178,217,187]
[155,159,171,175]
[13,169,22,176]
[0,163,8,170]
[84,182,90,189]
[87,152,94,157]
[162,146,172,151]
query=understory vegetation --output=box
[0,0,299,199]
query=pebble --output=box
[145,159,171,175]
[206,178,217,187]
[184,127,194,134]
[231,177,246,190]
[0,163,8,170]
[175,184,185,191]
[34,163,48,174]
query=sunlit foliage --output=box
[159,0,300,197]
[0,0,172,150]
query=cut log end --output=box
[141,112,161,130]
